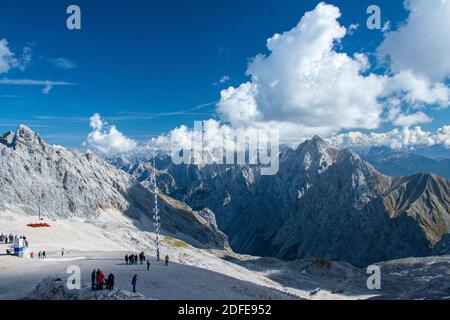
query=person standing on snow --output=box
[97,269,105,290]
[61,248,64,257]
[91,269,96,291]
[147,259,150,271]
[165,254,169,267]
[107,273,115,290]
[131,274,137,293]
[125,254,129,265]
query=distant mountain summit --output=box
[0,125,229,250]
[116,136,450,267]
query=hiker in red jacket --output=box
[97,269,105,290]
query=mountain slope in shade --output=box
[0,125,229,250]
[360,146,450,179]
[117,137,450,267]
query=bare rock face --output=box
[117,137,450,267]
[0,125,228,250]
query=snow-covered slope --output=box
[0,125,228,250]
[1,208,449,300]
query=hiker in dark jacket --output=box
[107,273,115,290]
[134,254,138,264]
[165,254,169,266]
[125,254,129,265]
[147,259,150,271]
[131,275,137,293]
[91,270,96,291]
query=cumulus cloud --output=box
[217,2,386,136]
[0,39,31,73]
[376,0,450,125]
[215,1,449,143]
[378,0,450,82]
[86,113,137,155]
[329,125,450,150]
[0,39,19,73]
[86,2,450,157]
[384,70,449,108]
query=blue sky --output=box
[0,0,448,149]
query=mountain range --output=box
[115,137,450,267]
[0,125,228,250]
[1,125,449,267]
[359,146,450,179]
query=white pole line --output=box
[151,157,161,261]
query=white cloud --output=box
[219,75,230,83]
[86,113,137,155]
[392,111,432,127]
[85,2,450,156]
[213,75,231,86]
[0,39,19,73]
[0,78,77,94]
[0,39,31,73]
[383,70,449,108]
[218,82,261,126]
[217,2,386,137]
[42,84,52,94]
[215,2,449,144]
[378,0,450,82]
[347,23,359,35]
[50,57,77,69]
[329,125,450,149]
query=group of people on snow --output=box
[125,252,170,269]
[0,233,14,244]
[91,269,138,293]
[1,233,28,246]
[1,233,30,255]
[91,269,115,291]
[125,252,147,265]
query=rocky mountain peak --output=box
[290,135,339,175]
[9,124,47,150]
[0,126,229,250]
